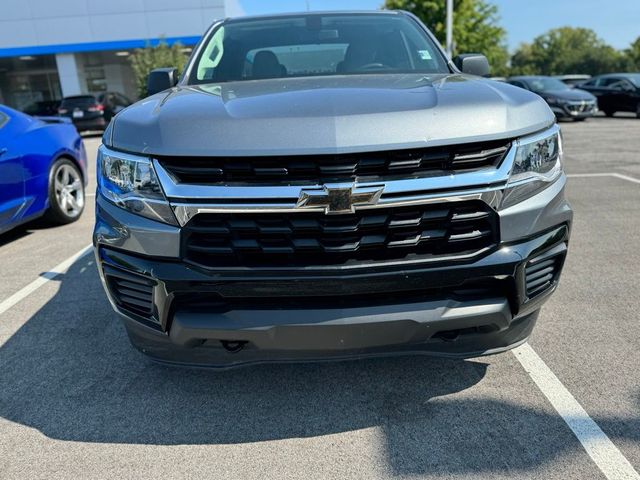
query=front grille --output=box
[158,141,510,185]
[525,255,561,298]
[566,101,596,114]
[182,200,499,268]
[104,265,156,317]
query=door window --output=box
[599,77,622,87]
[610,80,635,92]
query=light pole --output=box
[445,0,453,58]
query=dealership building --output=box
[0,0,243,111]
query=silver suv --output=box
[94,11,572,367]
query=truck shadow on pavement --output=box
[0,217,81,248]
[0,256,638,476]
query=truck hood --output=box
[109,74,554,156]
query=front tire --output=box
[603,109,616,117]
[45,158,85,225]
[636,104,640,119]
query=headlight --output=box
[97,146,177,225]
[544,96,565,106]
[501,125,563,208]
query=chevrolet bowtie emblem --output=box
[296,185,384,214]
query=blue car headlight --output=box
[97,145,177,225]
[501,124,563,208]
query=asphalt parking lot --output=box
[0,117,638,480]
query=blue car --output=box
[0,105,87,235]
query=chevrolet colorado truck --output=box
[94,11,572,367]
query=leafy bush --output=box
[129,40,189,98]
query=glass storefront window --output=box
[0,55,62,111]
[85,67,107,93]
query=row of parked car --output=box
[23,92,133,132]
[500,73,640,121]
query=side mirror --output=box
[453,54,490,77]
[147,68,178,96]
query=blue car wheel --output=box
[45,158,85,224]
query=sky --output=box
[238,0,640,51]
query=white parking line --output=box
[567,173,615,178]
[568,172,640,184]
[611,173,640,185]
[0,244,93,316]
[513,344,640,480]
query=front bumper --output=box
[94,171,572,367]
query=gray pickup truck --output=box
[94,10,572,367]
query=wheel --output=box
[603,109,615,117]
[45,158,85,224]
[574,117,587,122]
[636,104,640,119]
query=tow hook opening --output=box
[433,325,499,342]
[221,340,247,353]
[433,330,460,342]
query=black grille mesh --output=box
[158,141,509,185]
[182,201,499,268]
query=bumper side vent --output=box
[525,255,560,298]
[103,265,155,318]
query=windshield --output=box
[626,74,640,87]
[187,13,449,84]
[60,96,97,108]
[527,78,570,92]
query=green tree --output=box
[383,0,510,76]
[511,27,625,76]
[622,36,640,70]
[129,40,189,98]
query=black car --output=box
[508,76,597,121]
[22,100,61,117]
[58,92,132,132]
[579,73,640,118]
[554,74,591,88]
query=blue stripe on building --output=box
[0,36,201,58]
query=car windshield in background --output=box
[626,74,640,87]
[188,13,449,84]
[528,78,570,92]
